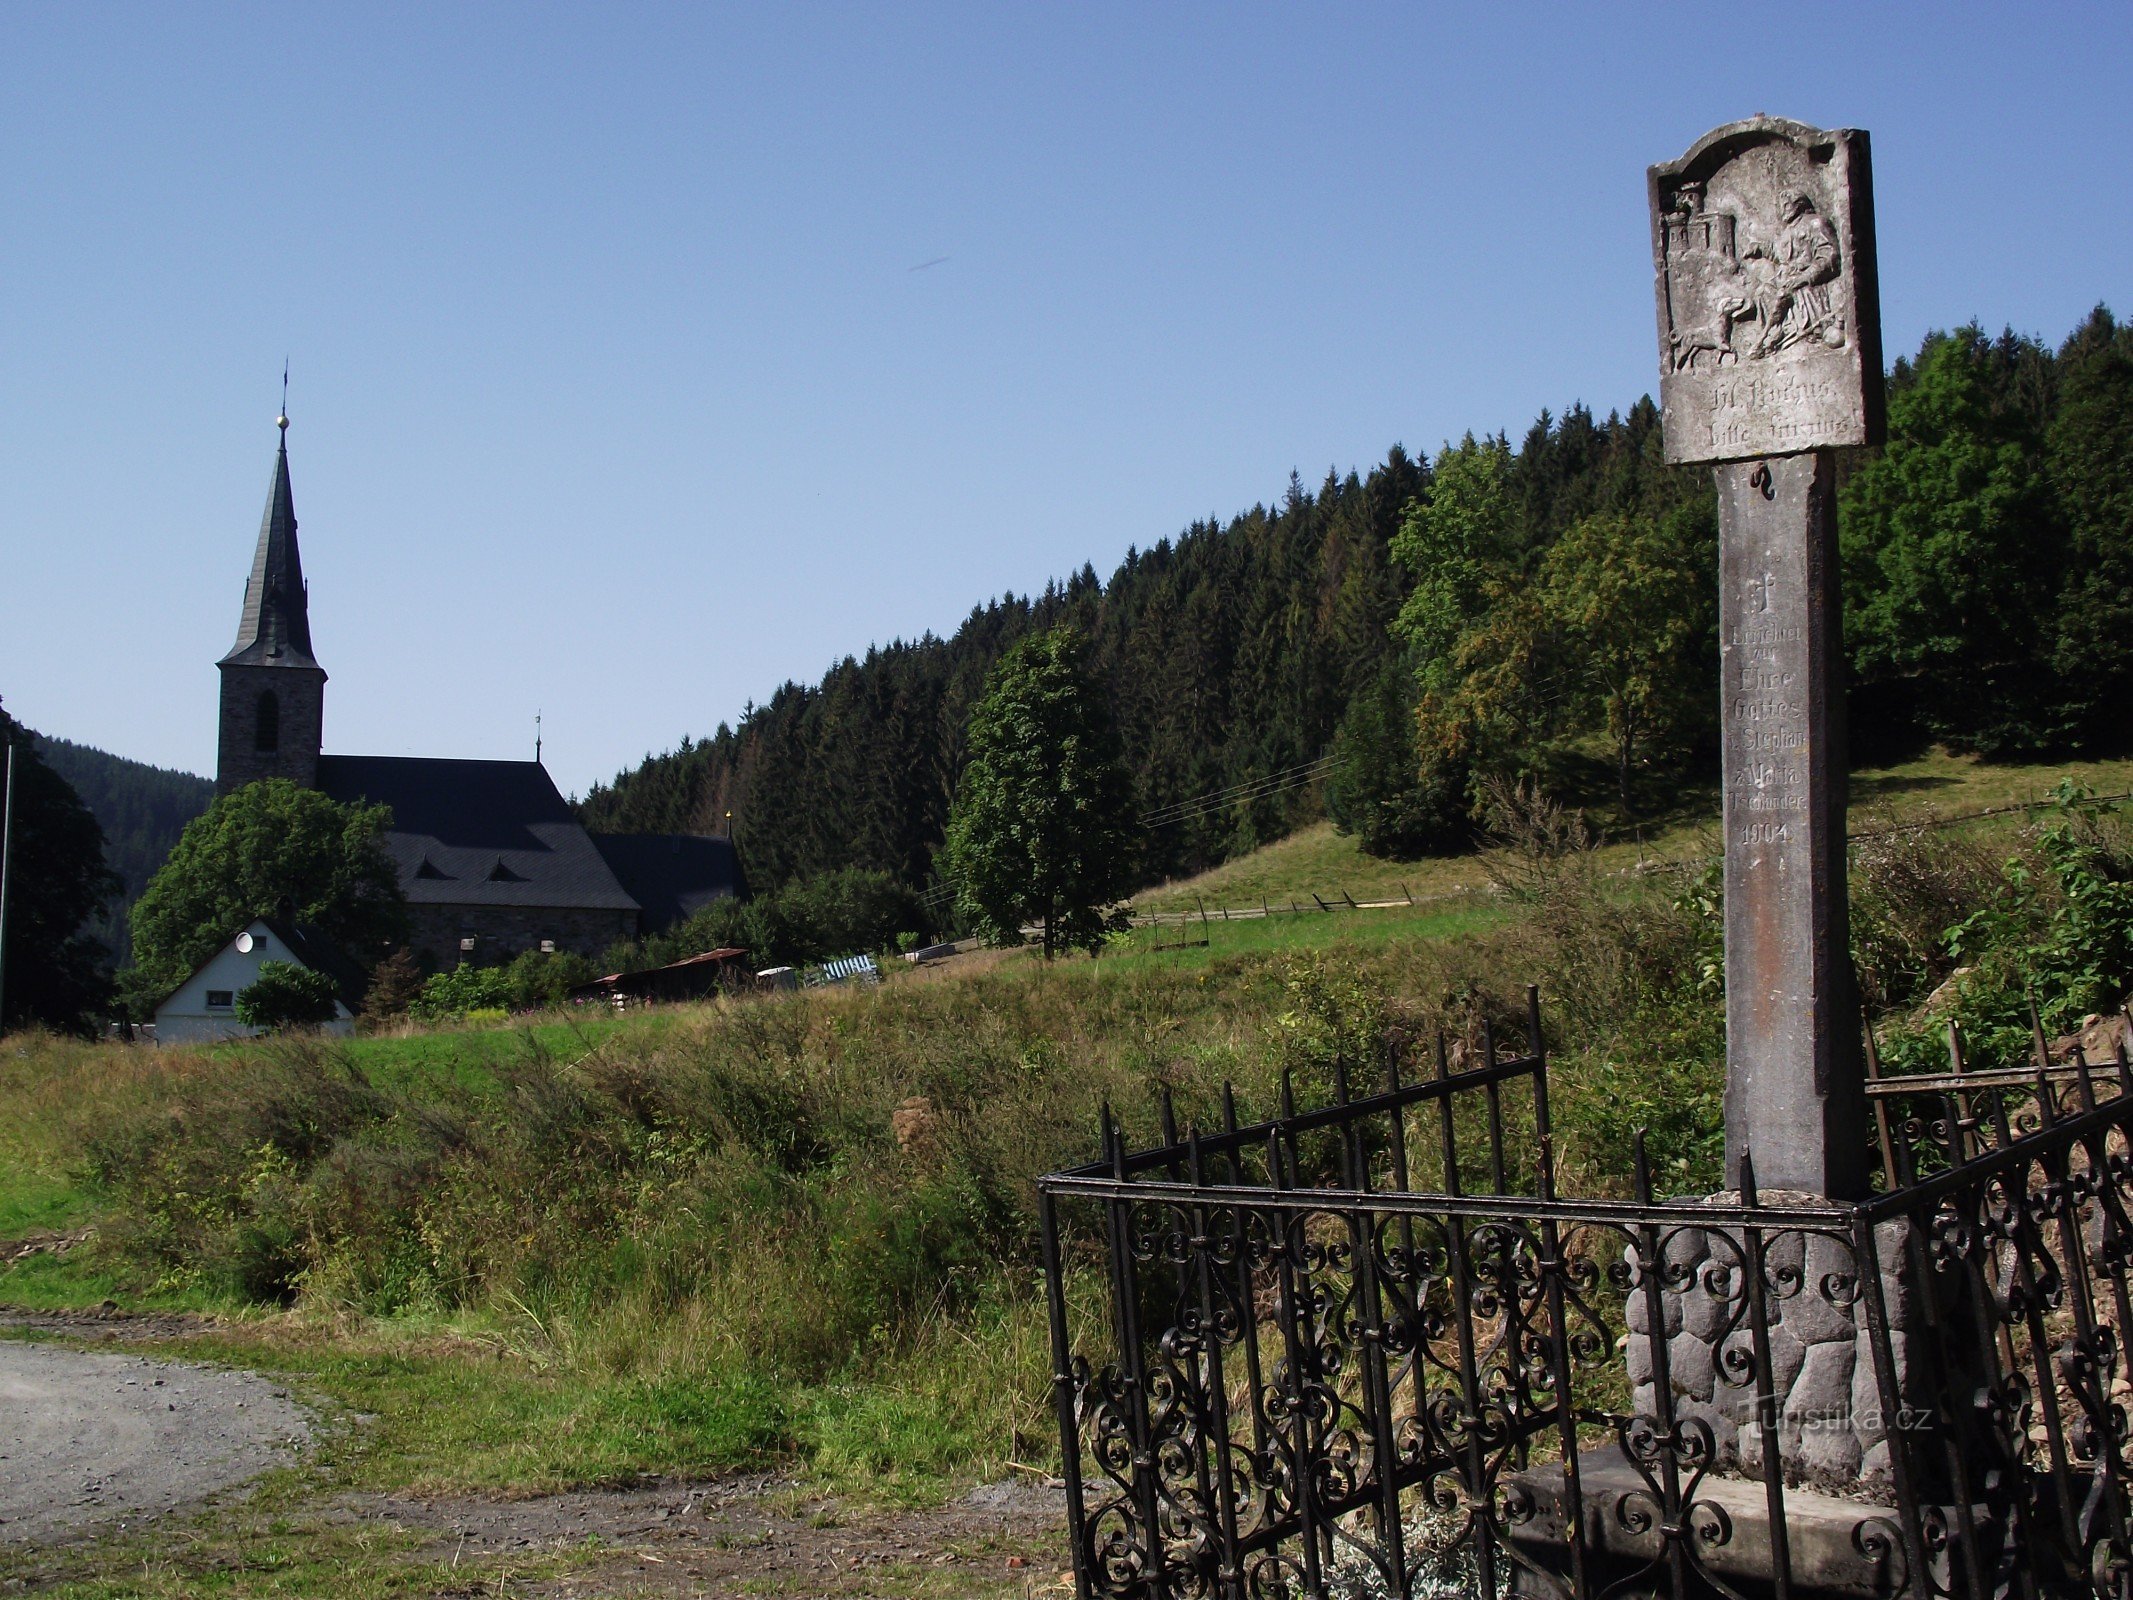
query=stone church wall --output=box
[404,902,639,971]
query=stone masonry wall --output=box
[216,664,325,794]
[405,903,639,971]
[1625,1202,1938,1500]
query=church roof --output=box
[589,833,745,932]
[259,919,371,1010]
[220,427,321,670]
[315,755,640,912]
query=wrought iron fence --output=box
[1037,989,2133,1600]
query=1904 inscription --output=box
[1649,117,1884,465]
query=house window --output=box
[539,939,556,954]
[206,990,235,1011]
[460,934,478,953]
[254,691,280,752]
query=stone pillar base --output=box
[1623,1200,1938,1501]
[1507,1448,1918,1600]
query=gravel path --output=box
[0,1339,310,1546]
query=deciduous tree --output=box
[130,779,407,999]
[1841,328,2065,755]
[1540,506,1713,811]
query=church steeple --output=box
[220,411,318,669]
[216,412,327,794]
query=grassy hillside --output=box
[1135,747,2133,913]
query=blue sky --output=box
[3,3,2126,797]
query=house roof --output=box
[260,919,370,1010]
[315,755,640,911]
[156,917,367,1013]
[589,833,744,932]
[220,427,321,671]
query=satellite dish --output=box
[235,931,255,954]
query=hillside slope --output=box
[33,737,212,965]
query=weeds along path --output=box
[0,1331,310,1550]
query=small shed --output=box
[569,947,753,1008]
[154,919,367,1045]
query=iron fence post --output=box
[1042,1187,1096,1600]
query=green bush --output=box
[1876,787,2133,1072]
[501,948,600,1011]
[612,868,931,974]
[408,964,513,1021]
[235,960,342,1031]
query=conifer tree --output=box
[0,702,118,1034]
[939,629,1135,958]
[2049,307,2133,747]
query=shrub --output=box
[235,961,342,1031]
[408,964,513,1021]
[502,948,599,1011]
[1876,787,2133,1071]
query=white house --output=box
[153,919,364,1045]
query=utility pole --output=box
[0,737,16,1034]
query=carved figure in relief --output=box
[1732,189,1844,357]
[1663,183,1846,372]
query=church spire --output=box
[220,410,319,669]
[214,408,327,794]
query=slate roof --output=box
[260,919,370,1010]
[221,433,321,670]
[315,756,641,911]
[589,834,745,933]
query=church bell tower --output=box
[216,411,326,794]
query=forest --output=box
[33,738,212,966]
[581,307,2133,901]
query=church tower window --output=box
[255,690,281,752]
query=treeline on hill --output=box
[32,737,212,967]
[583,307,2133,897]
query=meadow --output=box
[7,746,2133,1595]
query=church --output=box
[214,415,740,969]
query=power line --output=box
[1139,755,1343,827]
[1142,753,1339,816]
[1141,765,1343,827]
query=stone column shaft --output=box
[1717,450,1867,1200]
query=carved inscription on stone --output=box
[1649,117,1884,464]
[1716,452,1865,1199]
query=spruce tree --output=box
[939,629,1135,958]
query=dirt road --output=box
[0,1337,310,1547]
[0,1319,1067,1595]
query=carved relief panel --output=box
[1649,117,1884,464]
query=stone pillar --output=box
[1717,452,1868,1199]
[1648,115,1883,1201]
[1633,115,1904,1505]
